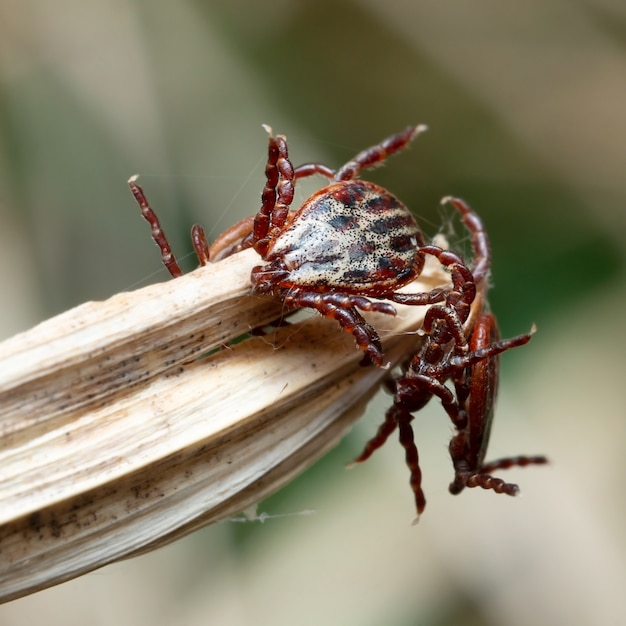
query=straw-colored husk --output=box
[0,248,450,602]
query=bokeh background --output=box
[1,1,625,625]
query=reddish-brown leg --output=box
[335,125,427,181]
[480,455,549,474]
[352,367,463,514]
[128,176,213,274]
[449,456,548,496]
[395,374,463,520]
[449,453,549,495]
[422,306,468,353]
[447,314,546,497]
[442,196,491,284]
[387,246,476,343]
[128,176,184,277]
[350,408,398,464]
[283,292,397,317]
[289,125,427,185]
[397,414,426,521]
[293,162,335,180]
[191,224,211,266]
[282,291,391,365]
[248,130,296,256]
[245,133,278,252]
[208,216,255,261]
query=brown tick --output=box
[352,196,547,521]
[130,126,475,366]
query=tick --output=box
[352,197,547,520]
[129,126,476,366]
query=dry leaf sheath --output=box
[0,248,449,602]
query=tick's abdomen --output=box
[266,180,424,294]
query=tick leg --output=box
[335,125,427,181]
[354,391,430,520]
[445,328,535,373]
[397,410,427,521]
[442,196,491,285]
[191,224,211,266]
[209,215,255,261]
[386,287,448,307]
[128,175,184,278]
[449,455,544,496]
[420,245,476,327]
[327,306,383,366]
[351,408,398,464]
[356,367,467,519]
[480,455,548,474]
[318,293,397,316]
[293,162,336,180]
[452,473,521,497]
[351,365,455,467]
[422,305,468,354]
[250,128,295,255]
[283,291,385,366]
[449,456,548,496]
[249,131,280,252]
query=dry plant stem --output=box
[0,248,449,603]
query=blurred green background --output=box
[1,1,624,625]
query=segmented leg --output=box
[449,456,548,497]
[282,291,389,365]
[248,128,295,256]
[293,162,335,180]
[277,291,401,365]
[480,455,549,474]
[351,366,463,514]
[128,176,212,275]
[397,415,426,522]
[191,224,211,266]
[128,176,184,278]
[208,215,255,261]
[442,196,491,284]
[335,125,427,181]
[350,408,398,464]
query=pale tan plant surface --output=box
[0,248,449,603]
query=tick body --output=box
[353,196,547,520]
[244,127,476,366]
[130,125,469,366]
[446,310,547,498]
[252,180,424,296]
